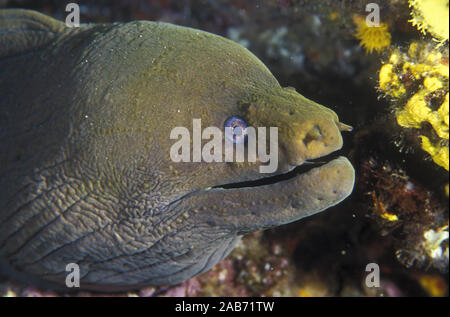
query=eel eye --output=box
[225,116,248,144]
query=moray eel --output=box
[0,9,355,291]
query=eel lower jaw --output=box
[194,156,355,234]
[212,152,345,190]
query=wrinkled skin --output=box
[0,10,355,291]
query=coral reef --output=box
[379,42,449,172]
[358,155,448,272]
[373,2,449,278]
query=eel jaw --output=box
[176,156,355,234]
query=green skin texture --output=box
[0,9,355,291]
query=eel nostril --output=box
[303,125,322,145]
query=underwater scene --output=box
[0,0,448,298]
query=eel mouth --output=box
[170,155,355,234]
[212,120,354,191]
[197,155,355,233]
[213,152,345,190]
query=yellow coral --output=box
[420,136,449,170]
[396,83,448,171]
[380,210,399,222]
[354,15,391,54]
[409,0,449,44]
[397,92,449,141]
[380,42,449,172]
[379,63,406,98]
[419,274,448,296]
